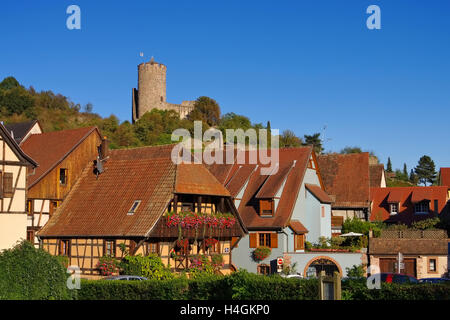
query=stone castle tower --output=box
[132,59,195,122]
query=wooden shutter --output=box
[270,233,278,248]
[3,172,13,197]
[249,233,257,248]
[295,234,304,250]
[231,237,239,248]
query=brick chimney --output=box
[100,136,109,159]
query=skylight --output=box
[127,200,141,215]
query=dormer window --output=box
[415,201,429,214]
[128,200,141,215]
[259,199,274,217]
[389,203,398,215]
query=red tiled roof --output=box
[207,147,323,229]
[305,184,333,204]
[20,126,100,188]
[439,168,450,188]
[370,186,449,225]
[225,165,258,198]
[38,145,236,238]
[317,153,371,208]
[255,162,294,199]
[369,164,385,187]
[289,220,308,234]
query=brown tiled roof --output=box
[305,184,333,204]
[38,145,237,238]
[317,153,370,208]
[369,164,384,187]
[289,220,308,234]
[370,186,449,224]
[20,126,101,188]
[369,238,449,255]
[439,168,450,188]
[175,163,230,197]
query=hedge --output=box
[74,271,319,300]
[0,241,69,300]
[72,273,450,300]
[342,279,450,300]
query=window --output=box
[59,240,71,256]
[104,240,116,257]
[259,233,271,247]
[321,206,325,218]
[389,203,398,215]
[429,259,437,272]
[294,234,305,250]
[49,201,59,217]
[27,200,33,216]
[414,201,429,214]
[259,199,274,216]
[249,233,278,248]
[128,200,141,215]
[434,200,439,212]
[257,264,271,275]
[26,229,35,243]
[146,242,160,255]
[59,168,68,185]
[3,172,13,197]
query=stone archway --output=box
[303,256,343,278]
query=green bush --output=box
[342,217,382,237]
[0,240,69,300]
[119,254,174,280]
[76,270,319,300]
[342,280,450,300]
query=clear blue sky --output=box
[1,0,449,173]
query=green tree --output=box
[280,130,302,148]
[386,157,393,172]
[340,146,363,154]
[409,169,418,185]
[187,96,221,127]
[402,163,408,179]
[414,155,437,186]
[303,133,323,154]
[0,76,21,91]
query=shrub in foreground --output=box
[0,241,68,300]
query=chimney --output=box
[100,136,109,159]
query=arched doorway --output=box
[304,256,342,278]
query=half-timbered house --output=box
[205,147,365,277]
[37,144,246,276]
[0,122,38,251]
[4,120,43,145]
[20,126,103,245]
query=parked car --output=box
[418,278,450,284]
[104,275,148,281]
[280,274,303,279]
[371,273,418,284]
